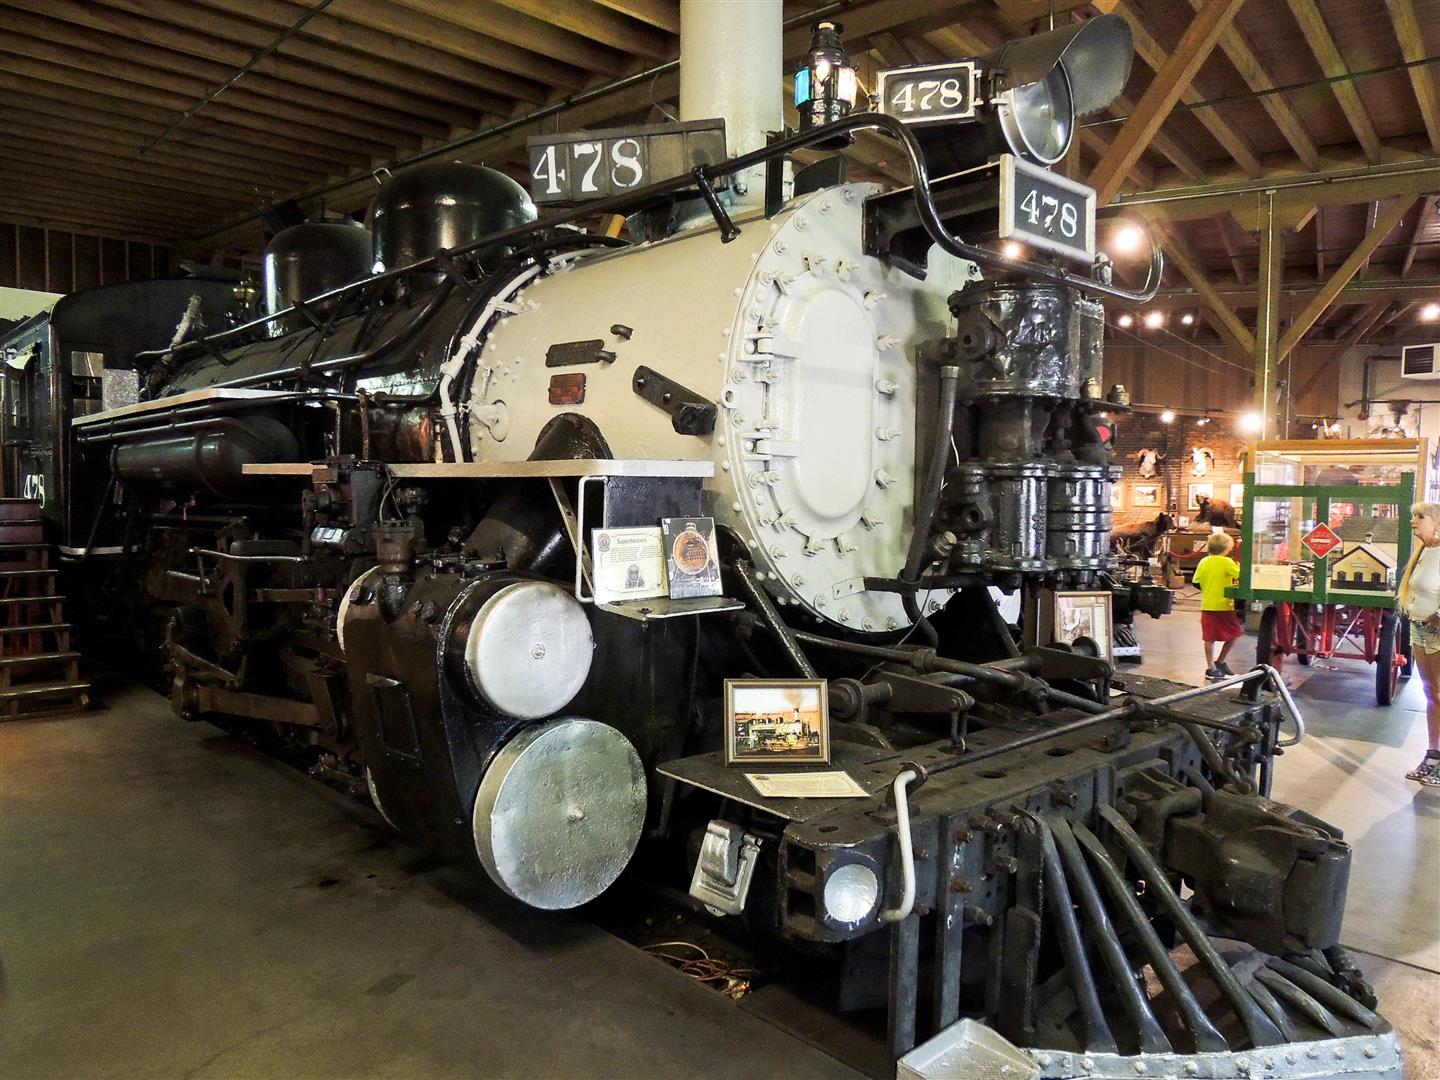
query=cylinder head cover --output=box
[371,163,537,281]
[463,580,593,719]
[473,718,645,909]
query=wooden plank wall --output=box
[0,222,170,293]
[1103,341,1340,419]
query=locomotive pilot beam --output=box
[0,12,1404,1079]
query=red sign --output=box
[1301,523,1343,559]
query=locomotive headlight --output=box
[994,64,1074,165]
[822,861,880,926]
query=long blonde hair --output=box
[1397,501,1440,609]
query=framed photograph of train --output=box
[724,679,830,766]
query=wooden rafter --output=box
[591,0,680,35]
[1187,0,1319,170]
[1285,0,1382,164]
[1158,224,1257,355]
[1089,0,1245,206]
[1292,301,1390,404]
[1220,216,1248,285]
[1105,1,1262,178]
[1383,0,1440,156]
[1277,196,1418,360]
[1400,196,1436,278]
[490,0,674,60]
[1314,206,1325,278]
[1110,93,1206,183]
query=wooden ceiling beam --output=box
[0,101,327,191]
[1185,0,1319,170]
[1109,93,1206,183]
[1291,300,1390,403]
[1116,159,1440,221]
[0,165,222,225]
[1284,0,1382,164]
[0,68,360,174]
[1277,195,1417,359]
[0,7,451,141]
[1090,0,1244,205]
[190,0,558,104]
[0,204,186,242]
[0,29,426,149]
[1143,278,1440,311]
[1158,224,1257,355]
[1219,215,1248,284]
[1,0,477,129]
[100,0,509,116]
[1400,195,1436,278]
[1314,205,1325,278]
[0,47,400,161]
[1382,0,1440,156]
[1106,1,1262,178]
[0,142,264,207]
[591,0,679,34]
[388,0,632,79]
[491,0,674,60]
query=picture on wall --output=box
[1189,482,1214,510]
[1229,482,1245,507]
[1110,484,1124,510]
[1132,483,1161,508]
[1052,591,1113,662]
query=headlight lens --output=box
[998,66,1074,165]
[823,863,880,924]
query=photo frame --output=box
[1052,591,1113,662]
[724,678,829,766]
[1189,482,1214,509]
[1229,482,1245,507]
[1132,483,1161,508]
[1110,483,1124,510]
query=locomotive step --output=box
[0,651,80,669]
[0,569,56,579]
[0,595,62,606]
[0,542,47,552]
[0,622,70,635]
[0,680,90,701]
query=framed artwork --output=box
[1110,483,1124,510]
[1189,482,1214,509]
[1229,482,1245,507]
[724,679,829,766]
[1132,483,1161,508]
[1052,591,1113,662]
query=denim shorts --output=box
[1411,618,1440,655]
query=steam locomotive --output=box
[1,15,1403,1077]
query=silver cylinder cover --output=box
[473,718,646,909]
[463,580,593,719]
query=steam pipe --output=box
[876,769,919,924]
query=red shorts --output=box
[1201,610,1243,642]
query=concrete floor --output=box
[0,600,1435,1078]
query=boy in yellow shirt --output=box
[1192,531,1242,681]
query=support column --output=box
[1255,190,1284,438]
[679,0,782,211]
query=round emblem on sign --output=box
[672,523,710,576]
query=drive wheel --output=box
[1376,611,1400,706]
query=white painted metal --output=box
[679,0,782,208]
[464,581,593,720]
[471,187,976,630]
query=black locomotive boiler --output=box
[1,16,1404,1078]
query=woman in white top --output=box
[1396,501,1440,786]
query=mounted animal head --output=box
[1131,447,1165,478]
[1190,446,1215,476]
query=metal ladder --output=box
[0,499,90,718]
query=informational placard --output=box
[875,61,980,125]
[745,772,868,799]
[526,119,727,205]
[591,526,667,604]
[998,154,1096,264]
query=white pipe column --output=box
[679,0,783,210]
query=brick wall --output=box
[1112,412,1247,528]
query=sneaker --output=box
[1406,757,1440,786]
[1215,661,1235,677]
[1204,667,1222,682]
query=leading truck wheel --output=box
[1377,611,1400,706]
[1255,605,1279,670]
